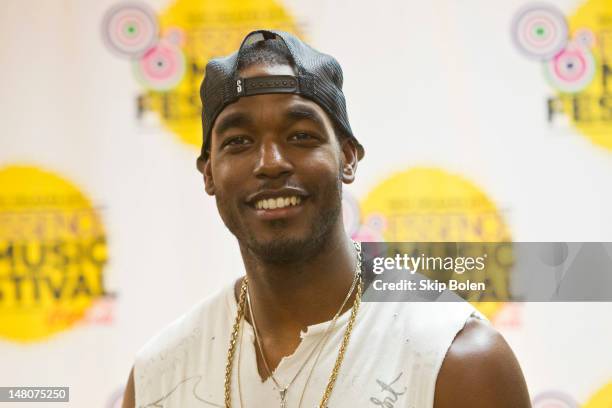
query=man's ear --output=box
[196,156,215,195]
[340,137,359,184]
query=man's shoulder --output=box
[367,299,484,347]
[135,282,235,365]
[358,298,486,372]
[434,316,531,408]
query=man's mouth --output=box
[254,196,302,210]
[245,188,309,220]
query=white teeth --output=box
[255,196,302,210]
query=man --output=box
[122,30,531,407]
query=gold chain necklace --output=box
[224,242,363,408]
[246,263,360,407]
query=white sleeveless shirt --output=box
[134,282,483,408]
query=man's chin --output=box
[247,235,323,264]
[237,199,341,264]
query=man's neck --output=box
[236,228,358,336]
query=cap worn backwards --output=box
[199,29,364,160]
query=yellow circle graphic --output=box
[360,167,512,318]
[139,0,301,147]
[0,166,108,342]
[551,0,612,150]
[585,382,612,408]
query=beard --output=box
[246,201,341,264]
[216,168,344,265]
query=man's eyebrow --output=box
[283,105,327,129]
[214,112,254,136]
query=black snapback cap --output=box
[199,29,364,160]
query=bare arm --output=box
[121,366,135,408]
[434,317,531,408]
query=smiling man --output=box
[122,30,531,408]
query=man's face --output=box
[199,63,357,263]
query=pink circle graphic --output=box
[532,390,578,408]
[525,17,557,48]
[101,2,159,58]
[365,214,387,232]
[106,387,124,408]
[573,28,596,49]
[511,3,568,60]
[164,27,186,47]
[134,42,186,90]
[545,44,596,93]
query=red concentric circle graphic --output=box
[545,43,596,93]
[133,41,186,90]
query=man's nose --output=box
[253,140,293,179]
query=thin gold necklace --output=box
[299,274,363,408]
[246,265,359,407]
[224,241,363,408]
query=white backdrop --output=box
[1,0,611,406]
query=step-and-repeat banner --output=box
[1,0,611,406]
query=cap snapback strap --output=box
[236,75,299,96]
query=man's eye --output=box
[290,132,316,141]
[223,136,250,147]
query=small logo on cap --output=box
[236,79,243,94]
